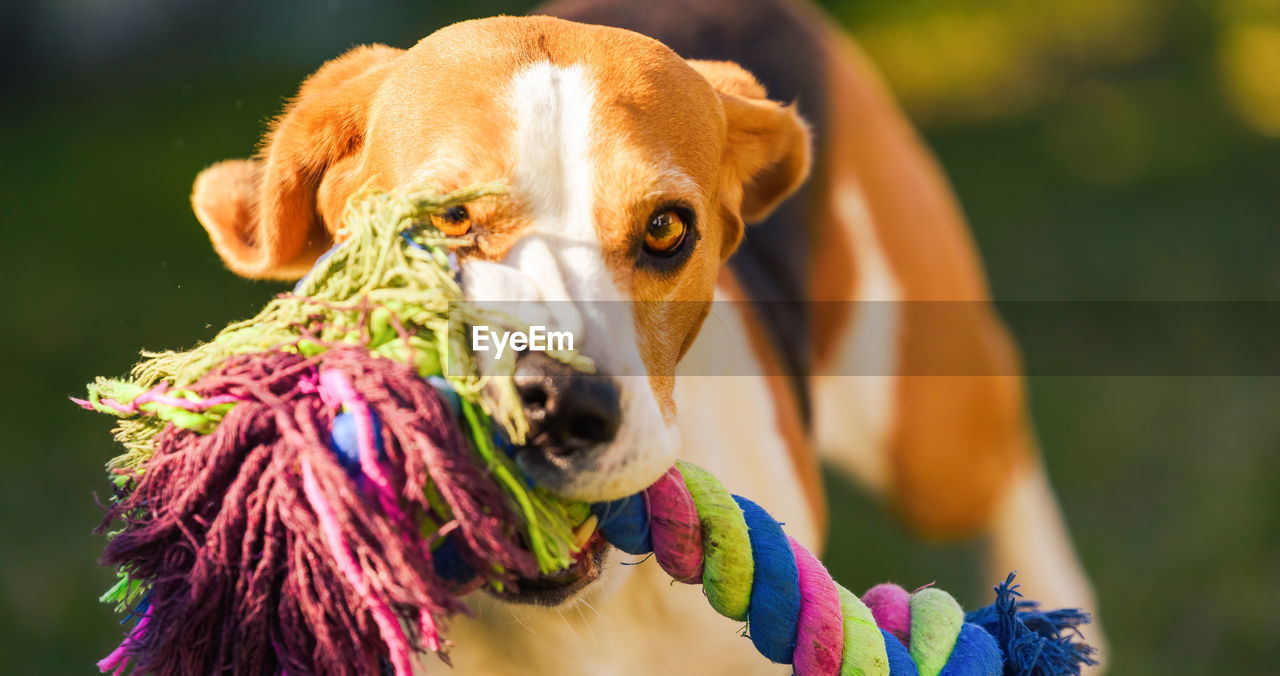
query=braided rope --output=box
[594,463,1006,676]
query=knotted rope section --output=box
[594,463,1097,676]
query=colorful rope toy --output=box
[78,187,1096,675]
[594,464,1095,676]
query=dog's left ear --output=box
[688,59,812,246]
[191,44,402,279]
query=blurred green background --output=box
[1,0,1277,673]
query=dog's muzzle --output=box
[512,351,622,489]
[460,258,677,504]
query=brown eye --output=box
[643,209,688,256]
[431,205,472,236]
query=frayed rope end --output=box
[965,572,1099,676]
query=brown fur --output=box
[802,7,1031,534]
[192,17,809,422]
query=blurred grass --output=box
[1,0,1278,673]
[0,67,295,674]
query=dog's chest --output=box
[427,559,793,675]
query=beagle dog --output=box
[190,2,1102,673]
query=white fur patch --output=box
[506,62,600,301]
[675,287,820,549]
[813,184,902,493]
[460,62,674,502]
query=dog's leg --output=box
[807,15,1107,669]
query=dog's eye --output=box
[643,209,688,256]
[431,205,472,236]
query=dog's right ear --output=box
[191,44,402,279]
[685,59,811,260]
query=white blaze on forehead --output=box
[506,62,615,302]
[504,62,637,373]
[463,60,675,501]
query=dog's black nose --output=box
[514,352,620,455]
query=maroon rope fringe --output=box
[98,348,536,675]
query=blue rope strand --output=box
[733,495,801,664]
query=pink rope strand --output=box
[301,457,415,676]
[76,382,243,414]
[789,536,845,676]
[317,369,404,518]
[644,466,705,583]
[96,612,150,675]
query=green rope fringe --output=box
[85,184,592,579]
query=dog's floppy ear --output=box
[191,44,402,279]
[688,59,812,231]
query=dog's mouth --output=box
[491,520,609,606]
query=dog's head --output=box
[193,14,808,534]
